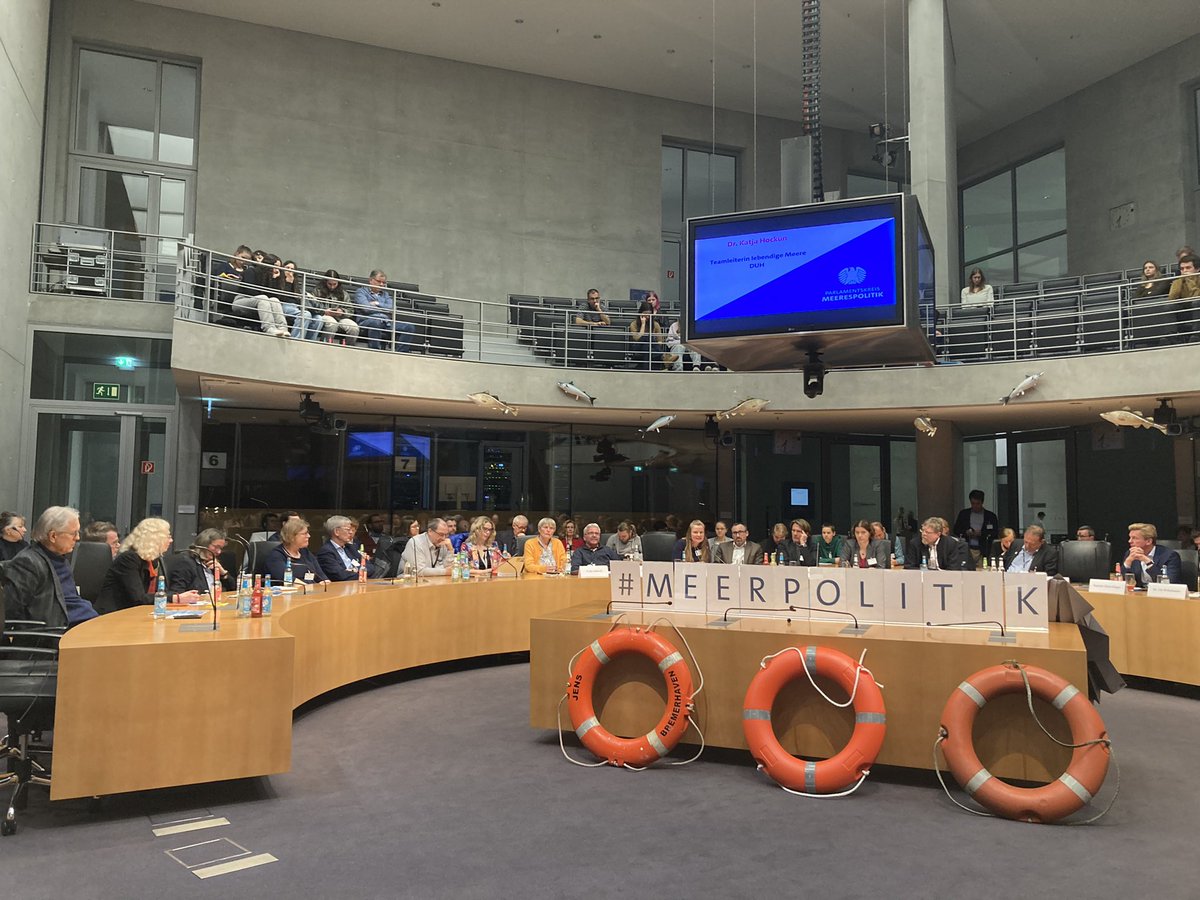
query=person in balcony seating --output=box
[215,245,289,336]
[573,289,610,327]
[960,267,994,306]
[629,299,670,369]
[355,269,416,352]
[262,256,311,339]
[1130,260,1171,300]
[281,260,329,340]
[1167,254,1200,339]
[311,269,360,342]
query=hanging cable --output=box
[800,0,823,201]
[752,0,758,208]
[711,0,717,213]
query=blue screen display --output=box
[347,431,394,459]
[689,199,903,337]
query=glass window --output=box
[75,50,157,160]
[962,172,1013,263]
[29,332,175,404]
[661,146,683,230]
[159,63,197,165]
[1017,234,1068,282]
[888,441,917,536]
[1015,149,1066,244]
[846,172,908,198]
[78,168,149,234]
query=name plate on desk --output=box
[578,564,610,579]
[1088,578,1128,596]
[1148,582,1189,599]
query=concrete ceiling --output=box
[144,0,1200,143]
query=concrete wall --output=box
[959,33,1200,279]
[0,0,51,506]
[41,0,822,313]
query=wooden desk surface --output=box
[530,603,1088,781]
[1081,588,1200,685]
[52,575,607,799]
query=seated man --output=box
[1120,521,1183,586]
[81,519,120,558]
[1074,525,1096,541]
[496,515,528,556]
[0,505,97,628]
[399,517,453,577]
[570,523,618,573]
[1002,524,1059,575]
[1168,254,1200,337]
[573,289,610,327]
[168,528,237,597]
[712,522,763,565]
[779,519,818,566]
[316,515,374,581]
[904,517,973,570]
[355,270,416,352]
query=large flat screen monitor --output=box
[685,194,934,369]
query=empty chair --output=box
[247,540,280,576]
[71,540,114,608]
[1080,272,1123,350]
[640,531,679,562]
[1058,540,1113,583]
[507,293,539,327]
[943,305,990,361]
[991,296,1035,359]
[1034,278,1082,356]
[1178,549,1198,590]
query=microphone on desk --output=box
[188,546,222,631]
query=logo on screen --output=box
[838,266,867,285]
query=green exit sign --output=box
[93,383,121,401]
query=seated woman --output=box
[605,520,642,559]
[281,259,333,340]
[839,519,891,569]
[672,519,711,562]
[231,250,290,337]
[870,520,904,566]
[997,527,1016,559]
[815,523,843,565]
[1130,260,1171,300]
[560,519,583,551]
[523,517,568,574]
[96,517,200,614]
[310,269,361,342]
[780,519,817,566]
[462,516,504,575]
[628,299,670,369]
[263,256,312,339]
[0,511,29,562]
[265,517,330,585]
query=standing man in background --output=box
[953,490,999,564]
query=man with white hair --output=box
[0,506,98,628]
[570,523,618,573]
[399,517,454,576]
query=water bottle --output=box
[357,544,369,583]
[283,557,294,587]
[153,575,168,619]
[263,575,274,616]
[239,574,252,617]
[1158,567,1170,586]
[250,574,263,618]
[451,555,462,581]
[982,556,990,571]
[919,558,928,573]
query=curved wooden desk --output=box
[52,576,606,800]
[1082,588,1200,685]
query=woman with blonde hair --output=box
[672,519,711,562]
[463,516,504,574]
[97,517,200,613]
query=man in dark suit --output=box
[495,515,529,557]
[1002,524,1059,575]
[952,490,1000,564]
[316,515,368,581]
[1120,521,1184,585]
[712,523,763,565]
[904,517,973,570]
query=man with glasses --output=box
[317,515,377,582]
[1074,526,1096,541]
[904,517,972,570]
[354,269,416,352]
[570,523,618,573]
[169,528,236,597]
[713,523,763,565]
[0,505,97,628]
[399,517,454,576]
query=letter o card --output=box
[808,569,848,623]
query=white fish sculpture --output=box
[639,414,677,436]
[557,381,596,405]
[467,392,519,415]
[1000,372,1043,405]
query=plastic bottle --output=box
[250,574,263,618]
[919,558,928,573]
[1158,567,1170,586]
[451,555,462,581]
[263,574,274,616]
[982,556,990,571]
[239,574,252,617]
[1112,563,1122,582]
[212,576,222,607]
[283,557,294,586]
[358,544,368,584]
[153,575,168,619]
[776,551,784,567]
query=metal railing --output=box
[29,222,1199,369]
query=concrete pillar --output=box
[907,0,959,308]
[915,420,962,523]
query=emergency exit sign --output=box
[93,383,121,401]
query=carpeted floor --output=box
[2,660,1195,899]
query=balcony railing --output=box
[29,222,1199,369]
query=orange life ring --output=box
[742,645,886,794]
[938,663,1110,823]
[566,627,694,767]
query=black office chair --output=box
[640,531,679,562]
[1058,540,1113,583]
[0,594,59,835]
[246,541,280,576]
[1177,549,1198,591]
[514,535,534,558]
[71,541,113,608]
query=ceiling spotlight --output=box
[914,416,937,437]
[298,392,323,423]
[1152,397,1177,426]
